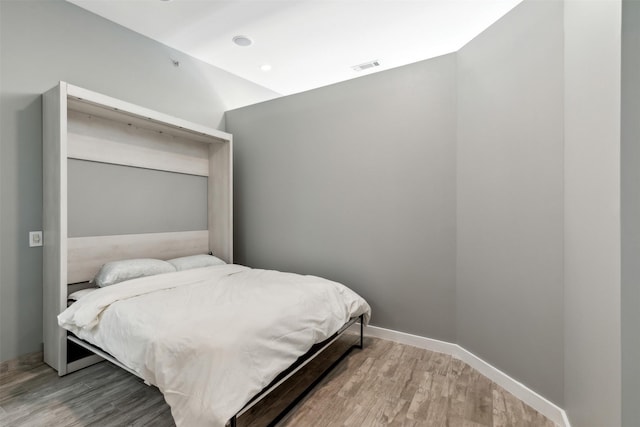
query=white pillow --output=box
[167,254,226,271]
[92,258,176,287]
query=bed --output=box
[43,82,370,427]
[58,259,370,427]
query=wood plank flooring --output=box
[0,337,556,426]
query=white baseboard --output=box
[349,324,570,427]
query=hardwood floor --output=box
[0,337,556,426]
[276,338,555,427]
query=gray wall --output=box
[227,1,568,406]
[0,0,277,363]
[229,0,628,421]
[563,0,622,425]
[226,54,458,341]
[68,159,208,237]
[622,1,640,425]
[2,1,633,424]
[456,0,564,405]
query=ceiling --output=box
[67,0,523,96]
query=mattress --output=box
[58,264,371,427]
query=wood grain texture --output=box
[43,82,68,375]
[0,352,42,379]
[208,140,233,263]
[66,230,209,284]
[67,110,211,177]
[276,337,557,427]
[0,337,556,426]
[66,85,231,145]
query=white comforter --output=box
[58,264,371,427]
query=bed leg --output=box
[358,314,364,349]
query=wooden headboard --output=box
[67,231,210,284]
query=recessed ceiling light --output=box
[232,35,253,47]
[260,64,272,72]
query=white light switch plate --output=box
[29,231,43,247]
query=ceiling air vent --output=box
[352,60,381,72]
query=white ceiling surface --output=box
[68,0,522,96]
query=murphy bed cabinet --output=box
[43,82,233,375]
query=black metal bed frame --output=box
[228,314,365,427]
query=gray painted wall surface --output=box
[564,0,621,425]
[1,2,632,424]
[622,2,640,425]
[456,0,564,405]
[226,54,458,341]
[68,160,208,237]
[0,0,277,362]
